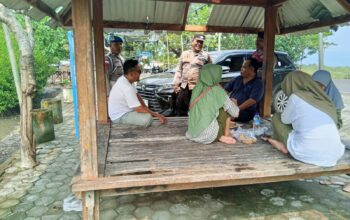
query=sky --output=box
[303,25,350,67]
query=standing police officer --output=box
[173,34,212,116]
[105,35,124,92]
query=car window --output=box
[275,54,295,69]
[216,55,245,73]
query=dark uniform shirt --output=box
[224,76,264,122]
[106,53,124,82]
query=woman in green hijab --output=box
[265,71,344,167]
[186,64,239,144]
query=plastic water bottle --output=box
[253,112,261,130]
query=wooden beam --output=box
[184,25,262,33]
[61,3,72,25]
[25,0,63,24]
[155,0,268,7]
[98,168,350,197]
[280,14,350,34]
[261,6,278,117]
[268,0,288,7]
[337,0,350,13]
[93,0,108,123]
[72,0,98,178]
[182,3,190,27]
[72,166,350,192]
[102,21,262,33]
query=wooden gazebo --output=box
[2,0,350,219]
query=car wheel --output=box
[273,89,288,113]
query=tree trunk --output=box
[0,3,37,168]
[24,16,34,49]
[2,23,21,103]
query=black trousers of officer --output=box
[175,86,192,116]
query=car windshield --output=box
[208,52,220,63]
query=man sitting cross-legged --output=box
[108,59,168,127]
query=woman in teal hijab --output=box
[312,70,344,128]
[186,64,239,144]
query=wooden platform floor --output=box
[73,118,350,195]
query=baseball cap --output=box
[193,34,205,41]
[109,35,124,44]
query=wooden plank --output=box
[104,157,295,176]
[99,169,350,197]
[72,151,350,192]
[97,124,110,176]
[280,14,350,34]
[260,5,277,117]
[72,0,98,178]
[93,0,108,123]
[336,0,350,13]
[106,141,280,159]
[109,119,188,142]
[106,149,285,164]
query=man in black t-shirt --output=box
[224,57,264,122]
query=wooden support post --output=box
[72,0,99,218]
[82,191,100,220]
[72,0,98,178]
[261,5,277,117]
[93,0,108,124]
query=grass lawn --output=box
[300,64,350,79]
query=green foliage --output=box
[33,50,56,94]
[275,33,333,63]
[60,79,71,87]
[187,4,212,25]
[0,16,69,114]
[0,27,20,114]
[32,17,69,64]
[32,18,69,94]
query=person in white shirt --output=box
[108,59,168,127]
[264,71,344,167]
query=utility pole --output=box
[166,32,170,69]
[2,23,21,103]
[318,32,324,70]
[180,33,184,53]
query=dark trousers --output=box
[175,86,192,116]
[234,109,255,123]
[216,108,230,140]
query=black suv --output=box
[136,50,296,115]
